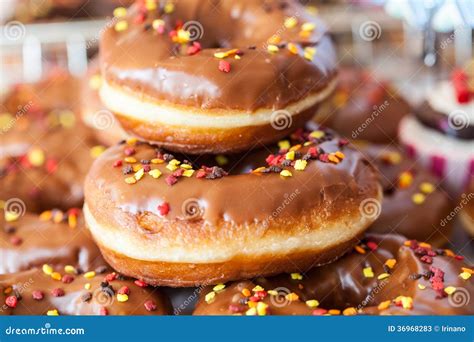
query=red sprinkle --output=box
[5,296,17,308]
[172,168,184,177]
[32,290,44,300]
[187,42,201,55]
[312,308,328,316]
[157,202,170,216]
[196,170,207,178]
[144,300,157,311]
[118,286,130,295]
[165,175,178,186]
[51,288,65,297]
[105,272,117,282]
[134,279,148,288]
[10,236,22,246]
[228,304,243,313]
[99,307,109,316]
[61,275,75,284]
[113,160,123,168]
[218,60,231,73]
[46,159,58,173]
[454,255,464,261]
[124,147,136,156]
[420,255,433,264]
[366,241,378,251]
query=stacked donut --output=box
[81,0,388,290]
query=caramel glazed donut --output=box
[194,234,474,315]
[84,125,381,287]
[99,0,337,153]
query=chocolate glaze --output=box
[85,125,379,226]
[355,143,454,245]
[415,101,474,140]
[0,268,170,315]
[194,234,474,315]
[316,67,410,143]
[0,210,105,274]
[0,72,102,212]
[100,0,337,111]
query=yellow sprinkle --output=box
[377,273,390,280]
[289,144,302,152]
[183,169,195,177]
[460,271,471,280]
[51,272,61,281]
[328,154,340,164]
[242,289,251,297]
[309,130,325,139]
[59,110,76,128]
[398,171,413,188]
[287,42,299,55]
[113,7,127,17]
[4,210,20,222]
[419,242,431,248]
[39,211,52,221]
[42,264,53,275]
[384,259,397,269]
[214,52,227,59]
[145,0,157,11]
[245,307,257,316]
[252,285,264,292]
[278,140,291,150]
[52,211,64,224]
[151,158,164,164]
[126,137,137,145]
[125,176,137,185]
[280,170,293,178]
[412,193,426,205]
[169,159,181,165]
[213,284,226,292]
[290,273,303,280]
[385,152,402,165]
[205,291,216,304]
[90,145,105,159]
[216,155,228,166]
[303,47,316,61]
[363,267,374,278]
[234,55,241,60]
[343,307,357,316]
[461,267,474,275]
[114,20,128,32]
[252,167,267,173]
[166,164,178,171]
[420,182,435,194]
[148,169,162,179]
[335,151,345,160]
[124,157,136,164]
[444,249,455,257]
[305,299,319,308]
[284,16,298,28]
[68,214,77,229]
[84,283,91,290]
[84,271,96,279]
[27,148,45,167]
[395,296,413,309]
[134,168,145,181]
[355,246,366,254]
[47,309,59,316]
[294,159,307,171]
[328,309,341,315]
[267,35,281,45]
[418,284,426,290]
[285,151,295,160]
[444,286,457,295]
[164,2,174,13]
[117,293,129,302]
[301,22,316,32]
[267,290,278,296]
[64,265,76,274]
[285,292,299,302]
[180,164,193,170]
[256,301,269,316]
[174,29,190,44]
[267,44,279,53]
[378,300,391,310]
[152,19,165,30]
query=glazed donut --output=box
[355,143,454,246]
[193,234,474,315]
[0,208,105,274]
[99,0,337,153]
[0,268,170,315]
[0,72,105,212]
[399,64,474,196]
[84,125,381,287]
[315,67,410,143]
[460,177,474,236]
[80,59,128,146]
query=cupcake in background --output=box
[399,60,474,197]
